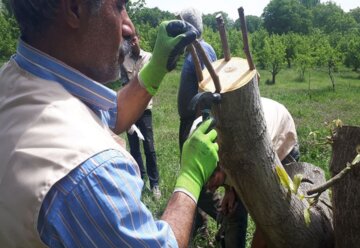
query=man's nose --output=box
[122,10,135,39]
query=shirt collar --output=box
[12,40,117,111]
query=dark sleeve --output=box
[119,64,130,86]
[177,54,198,119]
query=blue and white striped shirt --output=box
[13,41,177,248]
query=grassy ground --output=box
[113,66,359,247]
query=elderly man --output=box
[0,1,219,247]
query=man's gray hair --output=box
[180,7,203,36]
[10,0,102,37]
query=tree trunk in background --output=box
[200,65,333,247]
[330,126,360,248]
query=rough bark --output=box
[200,63,333,248]
[330,126,360,248]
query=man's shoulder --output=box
[199,39,216,60]
[200,39,214,49]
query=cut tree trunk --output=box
[199,58,333,248]
[330,126,360,248]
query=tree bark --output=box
[199,59,333,247]
[330,126,360,248]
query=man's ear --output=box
[61,0,85,28]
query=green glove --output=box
[139,20,198,95]
[175,119,219,203]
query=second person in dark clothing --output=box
[120,32,161,200]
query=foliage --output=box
[0,11,18,60]
[202,27,222,59]
[310,32,342,90]
[234,15,263,33]
[262,0,312,34]
[338,32,360,72]
[227,28,244,58]
[294,35,314,81]
[349,7,360,24]
[262,34,286,84]
[250,28,269,69]
[137,23,158,52]
[0,0,11,15]
[312,2,359,34]
[299,0,320,9]
[203,12,233,32]
[282,32,300,68]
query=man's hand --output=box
[206,166,227,192]
[221,186,238,216]
[139,20,198,95]
[174,119,219,203]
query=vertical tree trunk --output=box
[199,58,333,247]
[330,126,360,248]
[272,72,276,84]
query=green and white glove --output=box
[139,20,198,95]
[175,119,219,203]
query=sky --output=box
[144,0,359,20]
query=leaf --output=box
[333,119,343,128]
[298,194,305,200]
[352,154,360,166]
[307,197,315,205]
[276,165,293,192]
[304,207,311,227]
[293,174,303,194]
[308,131,317,139]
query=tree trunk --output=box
[330,126,360,248]
[199,58,333,248]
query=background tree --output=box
[262,34,286,84]
[202,27,222,58]
[349,7,360,24]
[299,0,320,9]
[312,34,341,91]
[250,28,269,69]
[312,3,358,34]
[203,12,234,32]
[0,3,18,61]
[338,32,360,73]
[282,32,300,68]
[294,35,314,81]
[234,15,263,33]
[262,0,312,34]
[227,29,244,58]
[0,0,11,15]
[130,6,175,28]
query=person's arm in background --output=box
[113,20,198,134]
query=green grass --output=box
[113,66,359,247]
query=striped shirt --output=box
[13,41,177,248]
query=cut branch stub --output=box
[238,7,255,71]
[193,39,221,93]
[187,44,203,83]
[216,13,231,62]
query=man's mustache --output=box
[120,38,132,61]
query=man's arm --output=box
[113,20,198,134]
[114,74,152,134]
[162,192,196,248]
[163,119,219,247]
